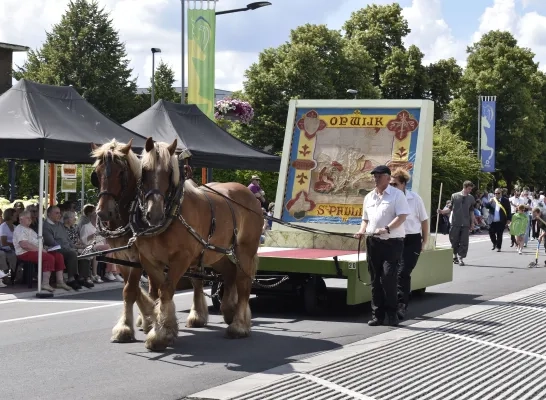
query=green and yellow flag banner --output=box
[187,6,216,119]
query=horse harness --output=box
[88,146,239,270]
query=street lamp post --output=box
[215,1,272,15]
[151,47,162,106]
[347,89,358,99]
[179,1,272,104]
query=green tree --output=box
[240,24,379,153]
[432,124,492,204]
[425,58,463,121]
[448,30,544,188]
[381,45,428,99]
[13,0,137,123]
[343,3,411,88]
[149,60,181,103]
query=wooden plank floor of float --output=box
[256,246,453,306]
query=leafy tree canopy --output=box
[13,0,138,123]
[447,30,545,188]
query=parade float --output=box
[253,99,453,313]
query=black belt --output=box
[370,236,404,242]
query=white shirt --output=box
[0,222,14,244]
[510,196,525,213]
[12,224,39,256]
[403,190,428,235]
[362,185,410,239]
[79,222,105,246]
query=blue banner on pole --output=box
[480,100,496,172]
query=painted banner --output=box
[480,98,496,172]
[281,107,421,225]
[187,5,216,119]
[61,178,77,193]
[61,164,77,178]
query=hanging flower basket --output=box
[214,98,255,124]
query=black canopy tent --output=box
[123,100,280,171]
[0,79,148,162]
[0,79,148,297]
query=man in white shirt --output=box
[389,168,429,321]
[354,165,410,327]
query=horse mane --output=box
[91,139,141,180]
[141,142,180,186]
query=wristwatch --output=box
[385,226,390,234]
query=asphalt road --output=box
[2,237,546,400]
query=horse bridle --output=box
[138,144,177,204]
[91,152,130,211]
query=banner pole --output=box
[434,182,443,249]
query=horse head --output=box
[140,137,179,226]
[90,138,141,222]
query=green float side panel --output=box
[257,248,453,306]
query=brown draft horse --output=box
[90,139,156,343]
[137,137,263,350]
[92,138,263,351]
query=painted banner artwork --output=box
[480,99,496,172]
[282,107,421,225]
[187,7,216,119]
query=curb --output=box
[0,281,125,302]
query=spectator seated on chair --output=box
[13,210,71,293]
[0,208,18,281]
[24,204,40,233]
[43,205,91,290]
[79,204,124,283]
[63,210,95,288]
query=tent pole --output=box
[44,163,49,210]
[48,163,55,206]
[36,160,52,298]
[81,165,85,211]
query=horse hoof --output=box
[223,315,234,325]
[186,311,208,328]
[111,325,136,343]
[136,314,143,329]
[225,323,250,339]
[144,328,175,351]
[141,319,153,334]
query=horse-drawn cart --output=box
[243,99,453,313]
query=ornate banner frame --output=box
[272,99,434,234]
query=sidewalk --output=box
[0,280,125,302]
[189,282,546,400]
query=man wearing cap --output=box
[248,175,266,206]
[354,165,410,327]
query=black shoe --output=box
[367,317,383,326]
[511,243,515,247]
[387,314,400,327]
[67,280,81,290]
[492,246,496,250]
[397,304,407,320]
[497,248,501,252]
[79,279,94,289]
[453,257,459,264]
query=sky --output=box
[1,0,546,92]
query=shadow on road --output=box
[127,324,340,374]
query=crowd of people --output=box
[439,184,546,265]
[0,201,142,291]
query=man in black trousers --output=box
[354,165,410,327]
[486,188,511,251]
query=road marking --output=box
[0,289,208,324]
[0,303,121,324]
